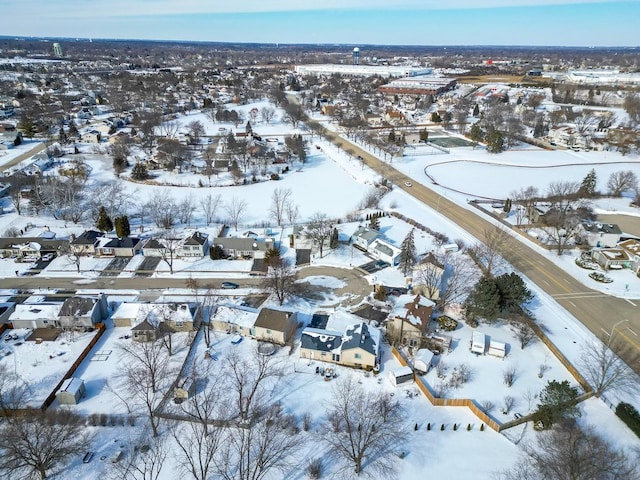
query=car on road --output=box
[220,281,239,289]
[404,181,412,187]
[42,253,54,262]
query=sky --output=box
[1,1,638,47]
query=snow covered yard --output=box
[0,327,99,407]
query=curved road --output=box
[317,124,640,374]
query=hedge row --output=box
[616,402,640,438]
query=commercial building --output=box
[295,64,433,78]
[378,75,457,96]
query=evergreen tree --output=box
[398,229,417,276]
[579,169,597,198]
[503,198,512,213]
[388,129,396,143]
[67,120,79,138]
[494,272,533,313]
[210,245,225,260]
[131,162,149,180]
[58,126,67,144]
[468,124,485,143]
[368,214,380,231]
[114,215,131,239]
[464,276,501,323]
[431,112,442,123]
[419,128,429,142]
[264,247,281,266]
[473,104,480,117]
[534,380,580,429]
[245,121,252,134]
[95,206,113,233]
[18,116,36,138]
[329,227,339,249]
[485,129,505,153]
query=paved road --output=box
[0,142,46,172]
[316,124,640,374]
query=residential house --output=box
[387,294,434,346]
[212,237,275,259]
[351,226,380,252]
[178,232,208,257]
[300,322,381,370]
[97,237,142,257]
[141,238,166,257]
[579,222,622,248]
[81,130,102,144]
[370,239,402,266]
[364,113,384,128]
[0,238,67,259]
[591,248,634,270]
[58,294,108,328]
[210,305,259,337]
[0,302,16,325]
[70,230,102,256]
[9,303,63,329]
[131,303,201,342]
[618,239,640,273]
[253,308,297,345]
[385,110,407,126]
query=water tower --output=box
[352,47,360,66]
[53,43,63,57]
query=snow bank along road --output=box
[319,126,640,375]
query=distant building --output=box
[295,64,432,78]
[53,42,63,58]
[378,76,457,97]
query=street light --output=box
[608,319,629,346]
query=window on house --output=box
[354,353,361,359]
[266,329,272,334]
[175,321,184,328]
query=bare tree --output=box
[413,257,444,300]
[214,407,302,480]
[159,119,180,139]
[573,109,599,136]
[607,170,638,197]
[6,174,33,215]
[119,339,171,437]
[259,106,276,125]
[511,321,537,349]
[542,181,585,255]
[224,196,248,232]
[438,253,477,310]
[0,364,30,414]
[282,103,305,128]
[579,336,637,397]
[110,436,168,480]
[186,120,205,145]
[285,201,299,226]
[0,410,92,480]
[305,212,333,258]
[156,230,182,275]
[147,190,178,229]
[498,420,639,480]
[322,377,407,476]
[224,349,283,423]
[503,365,517,387]
[268,188,292,226]
[261,257,298,305]
[503,395,516,415]
[475,225,511,277]
[177,195,196,227]
[510,186,539,226]
[200,193,222,226]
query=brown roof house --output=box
[387,294,434,346]
[253,308,297,345]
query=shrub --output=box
[480,424,485,431]
[302,412,312,432]
[453,423,458,431]
[270,173,280,180]
[440,424,445,431]
[306,458,323,479]
[436,315,459,332]
[427,422,431,431]
[616,402,640,438]
[467,423,471,431]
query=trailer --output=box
[388,366,414,387]
[413,349,434,374]
[471,331,486,355]
[488,340,506,358]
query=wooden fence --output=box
[391,343,594,432]
[40,323,107,411]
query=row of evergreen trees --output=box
[95,206,131,238]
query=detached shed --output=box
[413,349,434,374]
[174,379,196,402]
[471,331,486,355]
[488,340,507,358]
[388,366,414,387]
[56,377,85,405]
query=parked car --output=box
[83,452,94,464]
[220,281,239,289]
[404,181,412,187]
[42,253,54,262]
